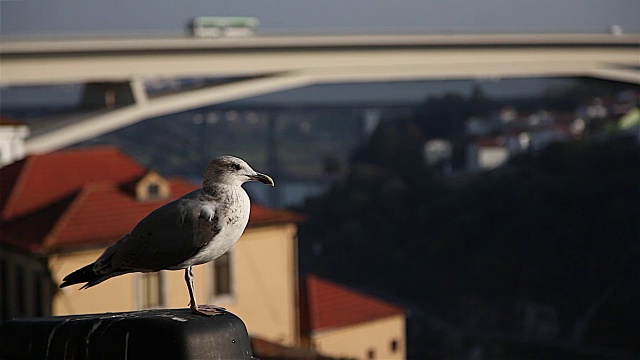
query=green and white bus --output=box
[189,17,259,37]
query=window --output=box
[212,252,233,298]
[0,256,51,320]
[0,258,8,322]
[33,275,43,317]
[140,272,164,309]
[147,183,160,198]
[367,348,376,359]
[15,265,25,315]
[390,339,399,353]
[135,172,169,201]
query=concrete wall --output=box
[220,224,299,346]
[312,315,406,360]
[0,125,29,167]
[51,250,138,315]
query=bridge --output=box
[1,33,638,153]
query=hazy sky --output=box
[2,0,639,37]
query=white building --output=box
[0,117,30,167]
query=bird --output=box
[59,155,274,316]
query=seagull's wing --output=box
[97,191,221,272]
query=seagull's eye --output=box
[229,163,241,171]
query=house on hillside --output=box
[0,147,407,358]
[0,147,302,347]
[0,117,29,168]
[300,275,406,360]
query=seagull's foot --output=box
[190,304,226,317]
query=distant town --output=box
[1,74,638,358]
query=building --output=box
[0,146,407,358]
[300,275,406,360]
[0,117,29,168]
[0,147,302,347]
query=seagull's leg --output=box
[185,266,198,308]
[184,266,225,316]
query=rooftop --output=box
[301,275,404,333]
[0,146,302,253]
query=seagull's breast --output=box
[182,186,250,266]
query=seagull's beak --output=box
[249,172,275,186]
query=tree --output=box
[299,125,640,357]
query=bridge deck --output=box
[1,33,638,154]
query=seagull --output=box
[60,155,274,316]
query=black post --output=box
[0,309,255,360]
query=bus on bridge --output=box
[189,16,259,37]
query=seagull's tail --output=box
[60,263,97,289]
[60,263,131,290]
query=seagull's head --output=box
[204,155,274,188]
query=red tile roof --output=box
[43,179,199,252]
[1,147,147,221]
[0,147,301,254]
[301,275,404,333]
[0,116,28,126]
[250,203,305,227]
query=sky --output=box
[1,1,637,112]
[1,0,639,37]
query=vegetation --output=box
[298,116,639,358]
